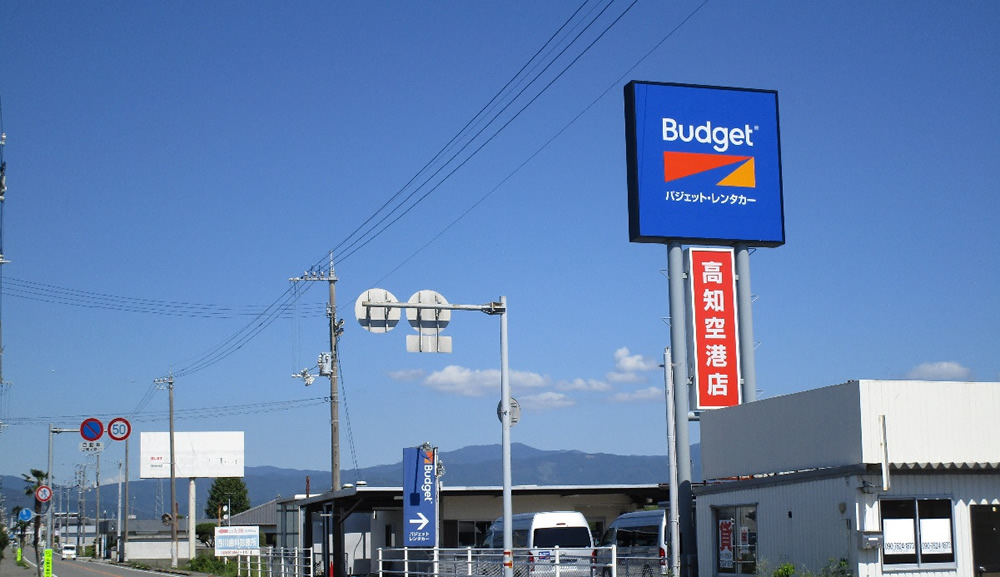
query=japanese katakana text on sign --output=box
[625,81,784,246]
[688,247,742,409]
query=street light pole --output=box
[497,296,513,577]
[358,292,513,577]
[47,425,76,549]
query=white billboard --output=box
[140,431,244,478]
[215,525,260,557]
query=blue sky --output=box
[0,1,997,495]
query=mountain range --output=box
[1,443,700,521]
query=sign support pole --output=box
[734,244,757,403]
[666,243,694,577]
[663,348,681,577]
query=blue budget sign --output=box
[625,81,784,246]
[403,446,437,547]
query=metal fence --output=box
[591,546,668,577]
[375,546,660,577]
[239,547,315,577]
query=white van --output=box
[594,509,669,577]
[480,511,593,576]
[60,544,77,560]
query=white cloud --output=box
[512,370,551,390]
[518,392,575,410]
[424,365,498,396]
[422,365,549,397]
[614,347,660,372]
[605,347,660,384]
[610,386,663,403]
[605,371,644,384]
[905,361,972,381]
[388,369,425,382]
[556,378,611,392]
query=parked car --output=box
[480,511,594,577]
[593,509,669,577]
[60,544,77,560]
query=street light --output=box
[356,289,514,577]
[47,424,77,549]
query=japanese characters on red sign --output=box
[688,247,742,409]
[718,519,734,569]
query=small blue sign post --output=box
[402,446,437,547]
[18,508,33,522]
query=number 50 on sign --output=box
[108,417,132,441]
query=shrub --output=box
[188,554,239,577]
[818,558,852,577]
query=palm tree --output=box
[22,468,48,577]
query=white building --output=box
[695,379,1000,577]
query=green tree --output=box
[204,477,250,522]
[0,521,9,560]
[195,522,217,547]
[22,468,48,577]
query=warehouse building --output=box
[695,379,1000,577]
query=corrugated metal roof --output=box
[230,498,278,526]
[894,461,1000,471]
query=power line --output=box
[153,1,625,381]
[330,0,608,263]
[2,276,326,319]
[5,396,329,427]
[6,0,708,404]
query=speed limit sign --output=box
[107,417,132,441]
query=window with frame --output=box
[881,498,955,567]
[443,520,492,547]
[714,505,757,575]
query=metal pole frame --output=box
[360,296,513,577]
[666,244,693,576]
[663,349,680,577]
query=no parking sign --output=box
[80,418,103,441]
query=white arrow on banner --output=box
[408,512,429,531]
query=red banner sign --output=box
[688,247,742,409]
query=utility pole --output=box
[95,453,101,557]
[290,252,343,492]
[154,375,177,568]
[116,460,122,562]
[0,121,11,508]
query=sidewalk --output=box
[0,548,215,577]
[0,548,34,577]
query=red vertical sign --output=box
[718,519,735,569]
[688,247,742,409]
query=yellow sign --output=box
[43,548,52,577]
[16,547,21,562]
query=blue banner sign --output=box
[403,446,437,547]
[625,81,784,246]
